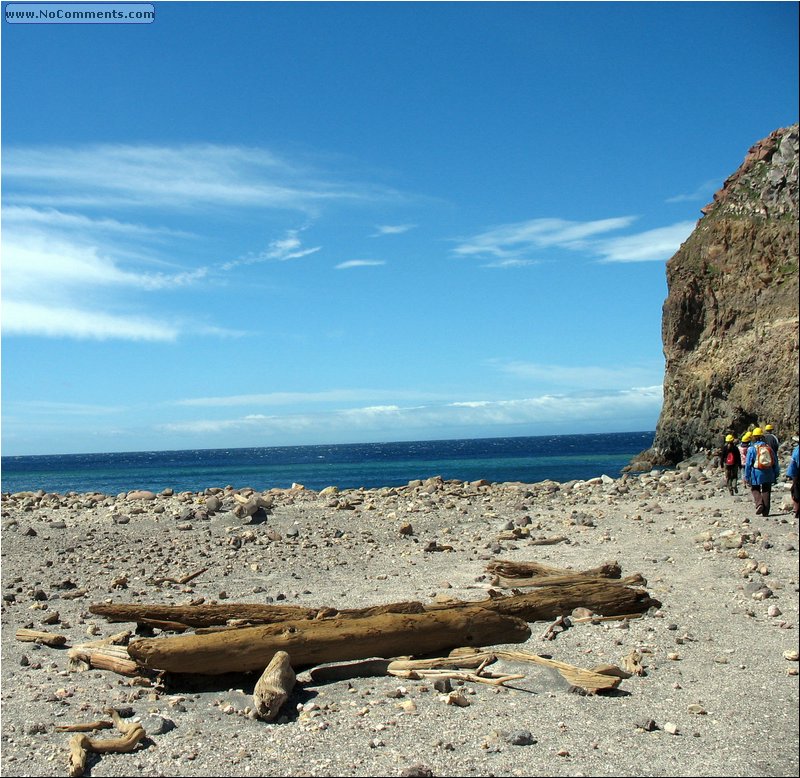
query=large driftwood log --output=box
[427,579,659,622]
[128,607,532,675]
[253,650,296,721]
[89,600,426,630]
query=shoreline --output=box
[2,462,798,776]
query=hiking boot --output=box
[755,506,764,515]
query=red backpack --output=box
[725,451,736,466]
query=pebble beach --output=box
[1,457,798,777]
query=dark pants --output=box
[724,466,739,494]
[751,483,772,516]
[791,475,800,519]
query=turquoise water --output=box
[0,431,655,494]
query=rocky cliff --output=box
[633,124,799,468]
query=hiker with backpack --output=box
[786,435,800,520]
[720,434,742,495]
[763,424,780,455]
[738,431,752,488]
[744,427,780,516]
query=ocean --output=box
[0,431,655,495]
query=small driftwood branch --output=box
[55,721,113,733]
[15,628,68,647]
[151,566,209,586]
[571,613,645,624]
[68,709,145,778]
[253,650,296,721]
[390,668,525,686]
[528,535,570,546]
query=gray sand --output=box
[1,461,798,777]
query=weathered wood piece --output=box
[428,579,659,622]
[391,647,625,694]
[55,721,113,733]
[68,644,143,677]
[253,650,296,721]
[486,559,623,587]
[67,709,145,777]
[90,599,426,628]
[15,628,68,647]
[128,608,532,675]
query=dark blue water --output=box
[0,432,655,495]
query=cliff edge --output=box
[631,124,799,469]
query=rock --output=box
[644,124,799,466]
[507,730,536,746]
[127,490,156,501]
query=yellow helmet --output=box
[742,432,752,442]
[752,427,763,436]
[725,434,734,442]
[765,424,773,431]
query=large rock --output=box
[635,125,799,467]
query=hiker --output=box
[744,427,780,516]
[763,424,780,455]
[738,431,752,488]
[720,434,741,495]
[787,434,800,520]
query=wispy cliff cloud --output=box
[595,221,695,262]
[665,178,719,203]
[453,215,694,264]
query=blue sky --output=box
[1,1,798,456]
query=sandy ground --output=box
[1,459,798,777]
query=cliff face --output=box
[644,124,799,466]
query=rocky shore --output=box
[1,460,798,777]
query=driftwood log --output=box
[128,607,532,674]
[67,709,145,777]
[15,628,67,647]
[90,600,427,630]
[486,559,627,588]
[253,650,296,721]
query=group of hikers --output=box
[719,424,800,519]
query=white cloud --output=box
[161,386,662,439]
[335,259,386,270]
[595,221,695,263]
[0,221,205,340]
[665,178,719,203]
[454,215,695,265]
[3,144,388,213]
[371,224,416,236]
[482,259,538,269]
[1,300,178,341]
[175,389,448,407]
[494,360,662,389]
[453,216,637,260]
[220,229,321,270]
